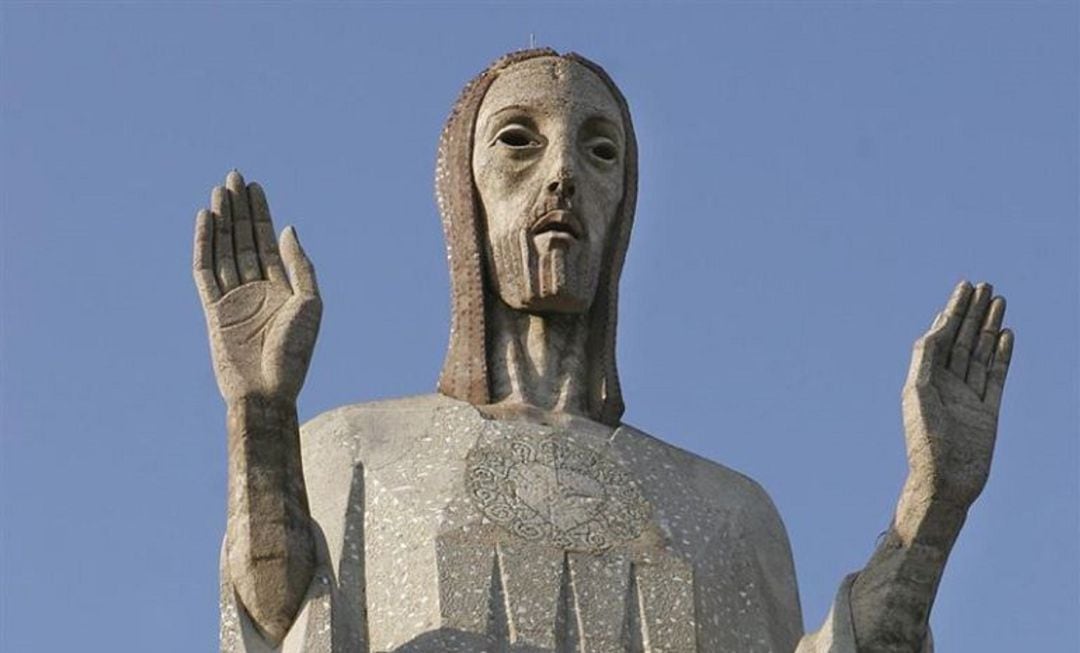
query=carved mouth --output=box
[532,210,583,240]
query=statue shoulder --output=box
[300,393,470,468]
[615,422,790,545]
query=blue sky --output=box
[1,3,1076,651]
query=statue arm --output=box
[194,171,323,646]
[797,282,1010,652]
[224,396,315,646]
[847,281,1013,649]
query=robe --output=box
[219,394,931,653]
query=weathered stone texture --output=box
[199,48,1010,652]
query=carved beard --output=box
[487,212,600,314]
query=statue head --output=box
[435,49,638,425]
[472,55,626,314]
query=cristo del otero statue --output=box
[192,49,1014,653]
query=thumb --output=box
[280,226,319,296]
[905,312,946,389]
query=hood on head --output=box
[434,48,638,427]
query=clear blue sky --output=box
[1,3,1076,651]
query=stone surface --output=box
[472,56,624,316]
[433,49,637,425]
[198,48,1013,651]
[464,424,651,552]
[224,394,802,651]
[195,170,323,645]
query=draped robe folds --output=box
[219,394,932,652]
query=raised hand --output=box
[847,281,1014,649]
[194,171,320,643]
[902,280,1014,510]
[193,171,322,403]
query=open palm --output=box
[193,171,321,403]
[902,281,1014,509]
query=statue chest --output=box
[357,408,698,651]
[300,399,799,652]
[429,531,697,652]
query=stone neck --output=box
[487,299,591,419]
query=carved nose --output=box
[546,176,576,198]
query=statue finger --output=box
[930,280,973,363]
[967,296,1005,394]
[984,328,1014,406]
[280,226,319,297]
[905,311,955,389]
[248,182,287,285]
[212,185,240,293]
[193,209,222,303]
[943,279,975,319]
[948,282,992,377]
[227,170,261,283]
[971,297,1005,366]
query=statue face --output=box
[472,57,626,314]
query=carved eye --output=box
[494,126,541,149]
[592,142,617,161]
[586,137,619,164]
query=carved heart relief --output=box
[465,427,651,552]
[508,460,606,533]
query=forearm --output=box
[850,480,966,651]
[225,394,315,644]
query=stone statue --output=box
[193,49,1014,653]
